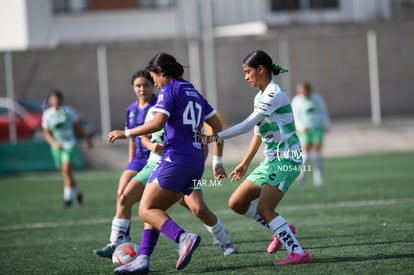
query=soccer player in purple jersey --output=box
[94,70,157,258]
[108,52,225,273]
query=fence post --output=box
[5,52,17,143]
[97,45,111,140]
[367,30,382,126]
[278,38,292,97]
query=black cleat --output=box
[63,200,72,208]
[76,193,83,206]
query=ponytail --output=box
[146,52,184,79]
[243,50,288,76]
[271,63,289,75]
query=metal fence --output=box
[1,21,413,142]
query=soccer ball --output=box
[112,242,139,267]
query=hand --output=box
[229,163,249,182]
[53,142,62,150]
[108,130,126,143]
[213,163,227,180]
[151,143,164,155]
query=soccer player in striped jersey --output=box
[291,82,330,185]
[93,70,157,257]
[42,90,92,208]
[201,50,311,266]
[108,52,227,273]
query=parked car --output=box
[0,97,42,142]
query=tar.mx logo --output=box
[276,141,302,161]
[192,179,223,188]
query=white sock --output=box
[109,218,130,245]
[268,215,304,254]
[314,153,323,176]
[243,202,270,229]
[64,187,72,201]
[204,219,230,245]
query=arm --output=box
[229,134,262,182]
[205,114,224,157]
[205,114,227,179]
[141,135,164,156]
[203,144,209,161]
[43,128,61,150]
[217,111,265,140]
[108,112,168,143]
[240,134,262,168]
[128,138,136,162]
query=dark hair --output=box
[146,52,184,79]
[243,50,280,75]
[48,89,64,101]
[131,70,154,85]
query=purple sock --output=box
[160,219,185,243]
[139,229,160,256]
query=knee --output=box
[228,197,248,214]
[116,187,127,201]
[189,204,206,219]
[60,168,69,177]
[138,203,149,221]
[118,194,128,207]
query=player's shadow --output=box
[312,253,414,264]
[299,232,388,241]
[221,239,414,255]
[307,239,414,250]
[150,263,279,274]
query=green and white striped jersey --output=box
[42,106,79,149]
[253,80,301,162]
[145,107,164,163]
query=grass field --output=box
[1,151,414,274]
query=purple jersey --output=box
[151,79,215,167]
[125,95,158,160]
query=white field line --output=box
[1,198,413,232]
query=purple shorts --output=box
[148,160,204,195]
[125,158,147,172]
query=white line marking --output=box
[1,198,413,232]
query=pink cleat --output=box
[267,224,296,254]
[176,233,201,270]
[274,250,311,266]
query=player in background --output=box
[93,70,157,257]
[200,50,311,266]
[42,90,92,207]
[108,52,226,273]
[291,82,330,186]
